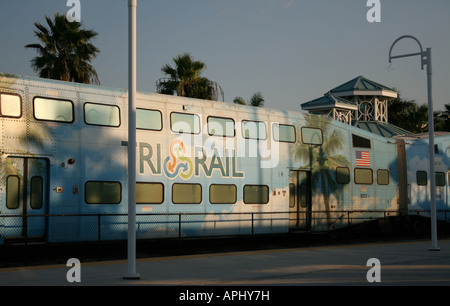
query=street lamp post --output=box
[124,0,140,279]
[388,35,440,251]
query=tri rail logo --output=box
[139,138,245,180]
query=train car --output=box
[0,73,449,244]
[400,133,450,221]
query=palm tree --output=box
[293,114,349,230]
[25,13,100,85]
[249,92,264,107]
[233,92,265,107]
[157,53,218,100]
[233,97,246,105]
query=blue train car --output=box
[0,73,449,244]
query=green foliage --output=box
[157,53,217,100]
[25,13,100,85]
[233,92,264,107]
[388,95,450,133]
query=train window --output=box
[137,109,162,131]
[377,169,389,185]
[33,97,74,123]
[336,167,350,184]
[210,184,237,204]
[273,123,296,143]
[85,181,121,204]
[289,183,296,208]
[30,176,44,209]
[436,172,445,187]
[84,103,120,127]
[416,171,427,186]
[352,134,371,148]
[172,183,202,204]
[242,120,267,140]
[171,112,200,134]
[6,175,20,209]
[354,168,373,185]
[136,182,164,204]
[207,116,235,137]
[0,93,21,118]
[243,185,269,204]
[301,127,323,145]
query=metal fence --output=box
[1,209,449,244]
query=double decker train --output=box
[0,73,449,244]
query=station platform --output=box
[0,239,449,287]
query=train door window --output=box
[171,112,200,134]
[354,168,373,184]
[243,185,269,204]
[85,181,121,204]
[172,183,202,204]
[377,169,390,185]
[84,102,120,127]
[207,116,235,137]
[0,93,21,117]
[33,97,74,123]
[301,127,323,145]
[136,182,164,204]
[289,183,296,208]
[242,120,267,140]
[273,123,296,143]
[210,184,237,204]
[416,171,427,186]
[6,175,20,209]
[30,176,44,209]
[336,167,350,184]
[436,172,445,187]
[137,109,162,131]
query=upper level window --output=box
[0,93,21,118]
[34,97,74,123]
[84,102,120,127]
[352,134,371,148]
[242,120,267,140]
[137,109,162,131]
[301,127,323,145]
[273,123,296,143]
[207,116,235,137]
[171,112,200,134]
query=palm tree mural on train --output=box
[293,114,349,230]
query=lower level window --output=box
[85,181,121,204]
[244,185,269,204]
[172,183,202,204]
[136,182,164,204]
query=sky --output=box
[1,0,450,113]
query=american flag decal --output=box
[356,151,370,167]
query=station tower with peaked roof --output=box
[301,76,413,137]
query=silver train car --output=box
[0,73,449,244]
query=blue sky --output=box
[1,0,449,112]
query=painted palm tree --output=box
[25,13,100,85]
[293,114,349,230]
[157,53,218,100]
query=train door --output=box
[4,157,49,240]
[289,170,312,230]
